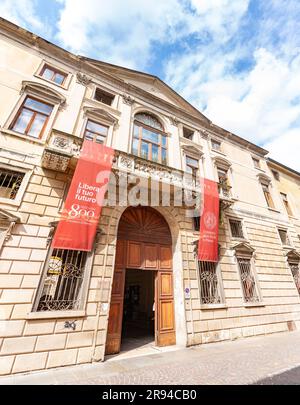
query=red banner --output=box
[198,179,219,262]
[52,140,114,251]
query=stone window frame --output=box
[213,156,234,199]
[34,59,72,90]
[30,224,96,320]
[257,173,277,211]
[285,250,300,296]
[0,163,32,207]
[232,243,264,307]
[277,226,293,248]
[92,85,117,109]
[80,107,118,148]
[227,215,248,241]
[131,112,168,165]
[252,156,261,169]
[0,209,19,252]
[2,81,66,144]
[280,192,293,217]
[196,258,226,309]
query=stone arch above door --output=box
[118,206,172,245]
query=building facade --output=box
[1,18,300,375]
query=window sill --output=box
[200,304,227,310]
[34,74,69,90]
[267,207,280,213]
[0,128,46,144]
[244,302,265,308]
[0,197,21,207]
[211,148,227,157]
[26,310,86,320]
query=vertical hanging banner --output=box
[52,140,114,251]
[198,178,219,262]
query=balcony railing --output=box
[41,131,201,194]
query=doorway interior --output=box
[121,268,155,351]
[105,206,176,357]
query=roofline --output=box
[267,158,300,178]
[80,56,211,123]
[0,16,269,157]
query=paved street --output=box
[1,331,300,385]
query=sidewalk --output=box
[1,330,300,385]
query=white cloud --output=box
[264,129,300,171]
[55,0,250,69]
[55,0,194,69]
[165,2,300,171]
[0,0,44,32]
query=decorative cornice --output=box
[83,107,118,125]
[231,242,255,257]
[285,249,300,262]
[20,81,66,107]
[257,172,272,184]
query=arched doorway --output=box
[105,206,176,355]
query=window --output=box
[237,257,260,303]
[272,170,280,181]
[132,113,167,164]
[0,168,25,200]
[183,127,194,140]
[252,157,260,169]
[289,262,300,295]
[10,96,53,139]
[84,119,108,144]
[186,156,199,184]
[281,193,293,216]
[217,167,231,198]
[34,248,89,311]
[198,261,223,304]
[261,182,275,208]
[40,64,67,86]
[229,219,244,238]
[211,139,221,151]
[94,88,115,106]
[278,228,291,246]
[193,216,200,231]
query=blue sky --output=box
[1,0,300,170]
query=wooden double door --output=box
[105,207,176,355]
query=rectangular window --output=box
[183,127,194,140]
[252,157,260,169]
[278,228,291,246]
[211,139,221,151]
[186,156,199,184]
[217,167,231,198]
[11,96,53,138]
[281,193,293,216]
[133,123,167,164]
[237,257,260,303]
[94,88,115,106]
[0,168,25,200]
[261,183,275,208]
[272,170,280,181]
[229,219,244,238]
[40,64,67,86]
[289,262,300,295]
[84,119,108,144]
[198,261,222,304]
[193,216,200,231]
[34,248,88,312]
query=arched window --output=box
[132,113,167,164]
